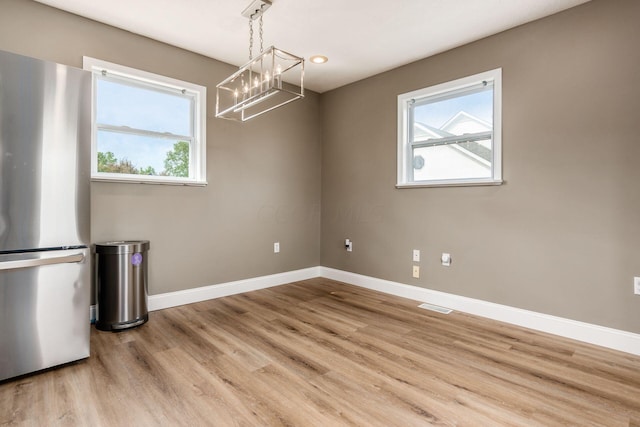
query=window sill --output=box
[396,179,503,189]
[92,176,207,187]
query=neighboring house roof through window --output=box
[415,111,492,163]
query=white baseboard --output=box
[320,267,640,356]
[148,267,321,311]
[139,265,639,356]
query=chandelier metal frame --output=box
[215,0,305,122]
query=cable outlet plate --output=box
[441,253,451,266]
[634,277,640,295]
[412,249,420,262]
[412,265,420,278]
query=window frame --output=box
[397,68,502,188]
[83,57,207,186]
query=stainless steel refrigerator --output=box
[0,50,91,381]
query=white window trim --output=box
[397,68,502,188]
[83,57,207,186]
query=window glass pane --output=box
[96,78,192,136]
[97,130,190,178]
[412,88,493,142]
[411,85,493,182]
[412,137,492,181]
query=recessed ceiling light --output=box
[309,55,328,64]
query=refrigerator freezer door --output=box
[0,49,91,253]
[0,248,90,381]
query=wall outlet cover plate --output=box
[412,265,420,278]
[441,253,451,266]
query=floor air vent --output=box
[418,303,452,314]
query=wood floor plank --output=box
[1,278,639,426]
[152,347,260,426]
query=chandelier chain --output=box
[259,14,264,53]
[248,18,254,60]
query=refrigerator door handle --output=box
[0,252,85,271]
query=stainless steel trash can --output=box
[95,240,150,331]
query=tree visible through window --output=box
[97,141,189,178]
[163,141,189,177]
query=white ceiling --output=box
[35,0,590,93]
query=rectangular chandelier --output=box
[215,46,304,121]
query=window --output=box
[397,68,502,187]
[83,57,207,185]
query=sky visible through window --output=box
[96,79,192,173]
[414,89,493,129]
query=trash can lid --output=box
[94,240,150,254]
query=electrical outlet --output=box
[412,265,420,278]
[274,242,280,253]
[634,277,640,295]
[412,249,420,262]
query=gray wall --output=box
[0,0,322,296]
[321,0,640,334]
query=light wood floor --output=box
[1,278,639,426]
